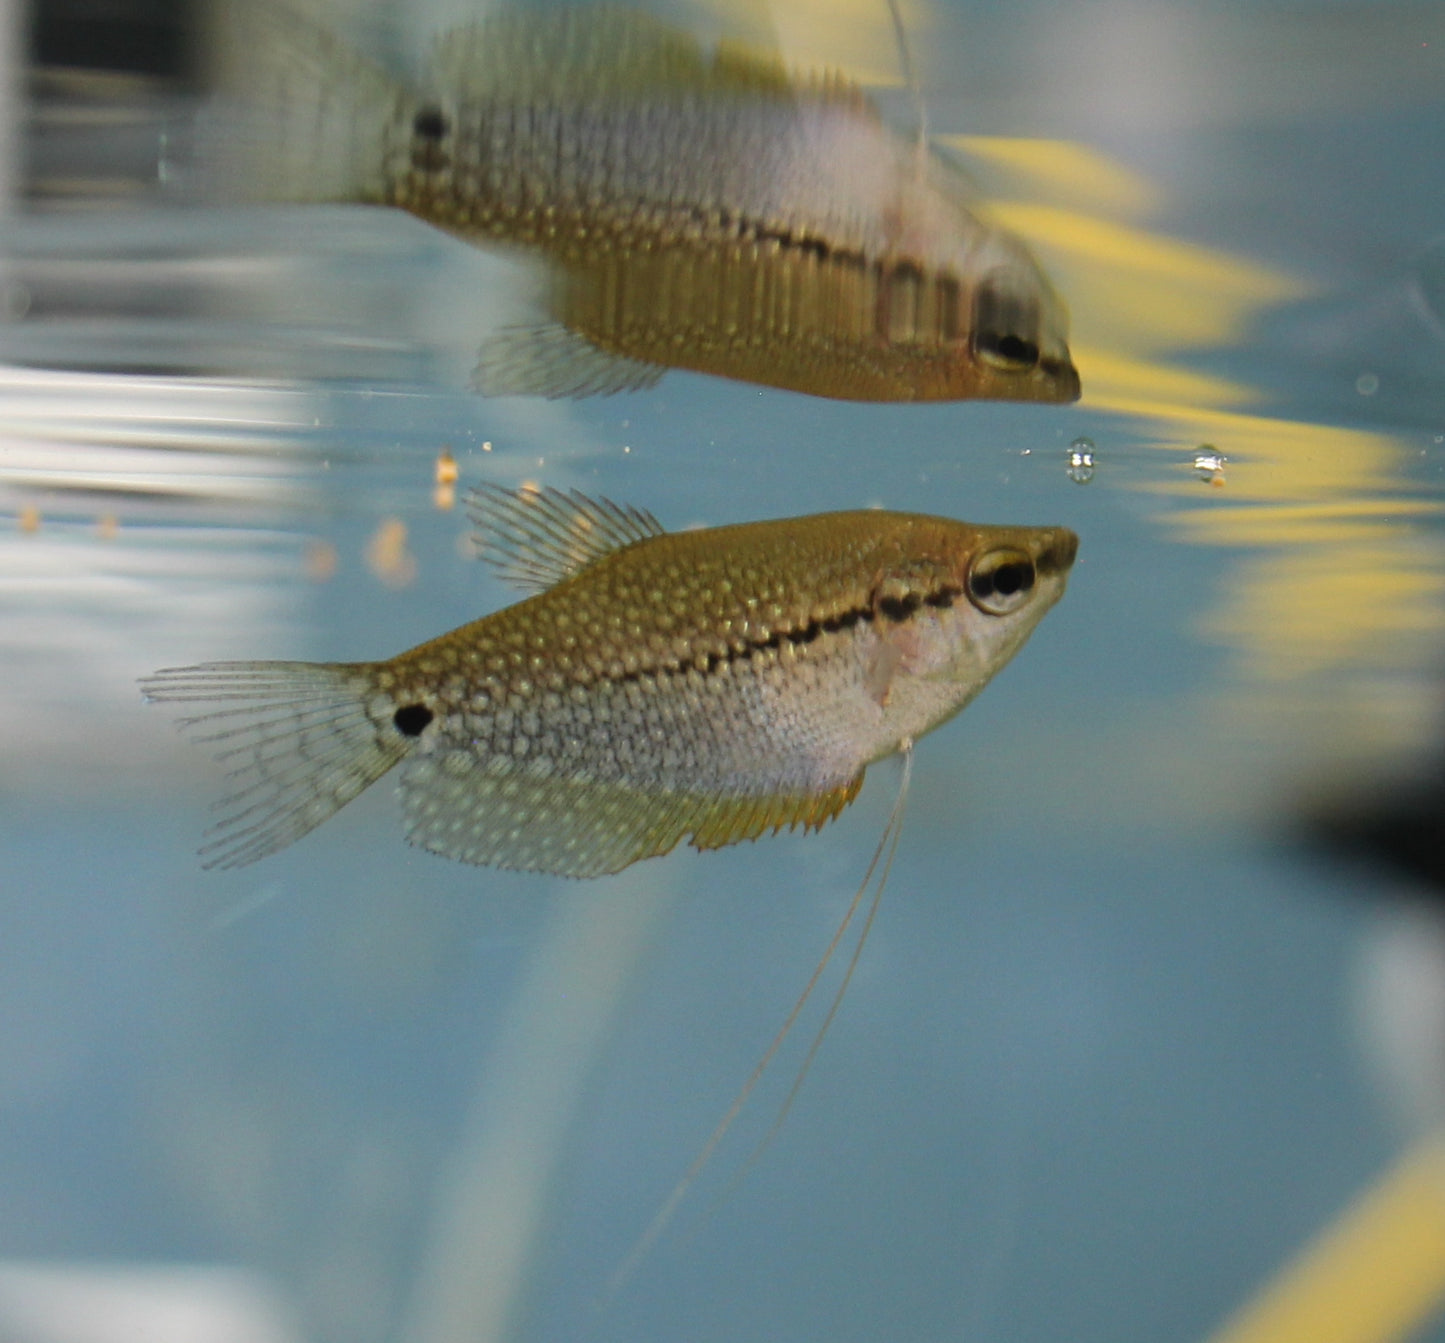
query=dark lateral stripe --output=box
[473,581,967,708]
[685,203,869,270]
[406,124,968,337]
[673,204,966,316]
[591,583,964,689]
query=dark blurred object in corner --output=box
[26,0,200,207]
[31,0,195,81]
[1305,754,1445,895]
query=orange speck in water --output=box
[435,448,459,486]
[1210,474,1227,489]
[18,504,39,533]
[96,513,119,540]
[305,539,339,582]
[434,482,456,511]
[366,518,418,589]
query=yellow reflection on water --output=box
[1207,1137,1445,1343]
[946,136,1159,216]
[961,135,1445,705]
[998,203,1309,350]
[1071,351,1257,410]
[1203,543,1445,681]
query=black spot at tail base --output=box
[394,703,434,737]
[411,106,451,173]
[413,106,449,141]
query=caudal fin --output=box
[206,0,416,205]
[141,660,408,868]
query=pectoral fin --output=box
[863,638,904,707]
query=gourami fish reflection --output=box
[218,4,1081,403]
[143,486,1076,1269]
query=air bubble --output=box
[1066,437,1095,484]
[1192,446,1227,486]
[1356,372,1380,396]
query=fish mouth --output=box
[1034,528,1080,576]
[1040,355,1082,404]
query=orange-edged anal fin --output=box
[400,752,866,878]
[689,773,865,851]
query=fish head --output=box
[945,236,1080,404]
[948,520,1077,686]
[879,519,1078,716]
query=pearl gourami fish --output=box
[214,4,1081,403]
[142,486,1077,871]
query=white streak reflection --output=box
[0,366,322,788]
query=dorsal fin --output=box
[474,323,666,400]
[428,7,867,109]
[466,483,666,593]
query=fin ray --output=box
[400,754,865,878]
[607,750,908,1294]
[466,483,665,592]
[474,323,666,399]
[208,0,415,205]
[142,661,406,869]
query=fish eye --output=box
[967,548,1036,616]
[972,281,1042,372]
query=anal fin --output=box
[400,753,867,878]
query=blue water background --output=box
[2,2,1444,1341]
